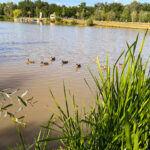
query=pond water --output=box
[0,22,150,149]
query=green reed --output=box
[46,31,150,149]
[12,31,150,150]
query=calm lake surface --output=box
[0,22,150,149]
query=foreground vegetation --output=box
[0,89,35,127]
[1,0,150,23]
[2,31,148,149]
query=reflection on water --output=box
[0,22,150,149]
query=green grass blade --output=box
[18,127,26,150]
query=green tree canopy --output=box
[4,2,16,18]
[1,1,150,22]
[121,6,131,22]
[13,9,22,18]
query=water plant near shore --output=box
[11,32,150,149]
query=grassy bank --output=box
[62,19,150,29]
[94,21,150,30]
[6,31,149,149]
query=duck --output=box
[62,60,68,64]
[75,64,81,69]
[101,66,106,70]
[50,57,55,61]
[93,60,98,64]
[26,59,35,64]
[40,61,49,66]
[119,63,124,68]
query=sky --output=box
[1,0,150,6]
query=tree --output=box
[0,3,4,15]
[121,6,131,22]
[55,6,62,17]
[4,2,16,18]
[109,3,123,20]
[108,11,116,21]
[18,0,35,17]
[79,2,86,10]
[94,3,104,10]
[143,3,150,11]
[49,4,57,14]
[139,10,147,22]
[79,2,87,19]
[94,9,105,20]
[80,9,85,19]
[13,9,22,18]
[76,11,80,19]
[27,11,31,17]
[131,10,137,22]
[86,7,94,19]
[129,1,143,13]
[94,9,101,20]
[62,7,66,17]
[139,11,150,22]
[41,3,49,17]
[35,0,50,17]
[35,7,40,17]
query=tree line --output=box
[1,0,150,22]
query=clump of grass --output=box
[84,31,150,149]
[45,18,50,23]
[50,19,55,23]
[44,31,150,149]
[46,18,50,21]
[86,18,94,26]
[63,20,68,25]
[55,17,63,24]
[70,19,77,25]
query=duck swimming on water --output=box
[40,61,49,66]
[119,63,123,68]
[62,60,68,64]
[93,60,98,64]
[50,57,55,61]
[75,64,81,69]
[101,66,106,70]
[26,59,35,64]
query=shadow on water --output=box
[0,122,62,150]
[0,74,34,90]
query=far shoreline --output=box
[2,17,150,30]
[0,17,150,30]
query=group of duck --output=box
[26,57,124,70]
[26,57,81,69]
[93,60,124,69]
